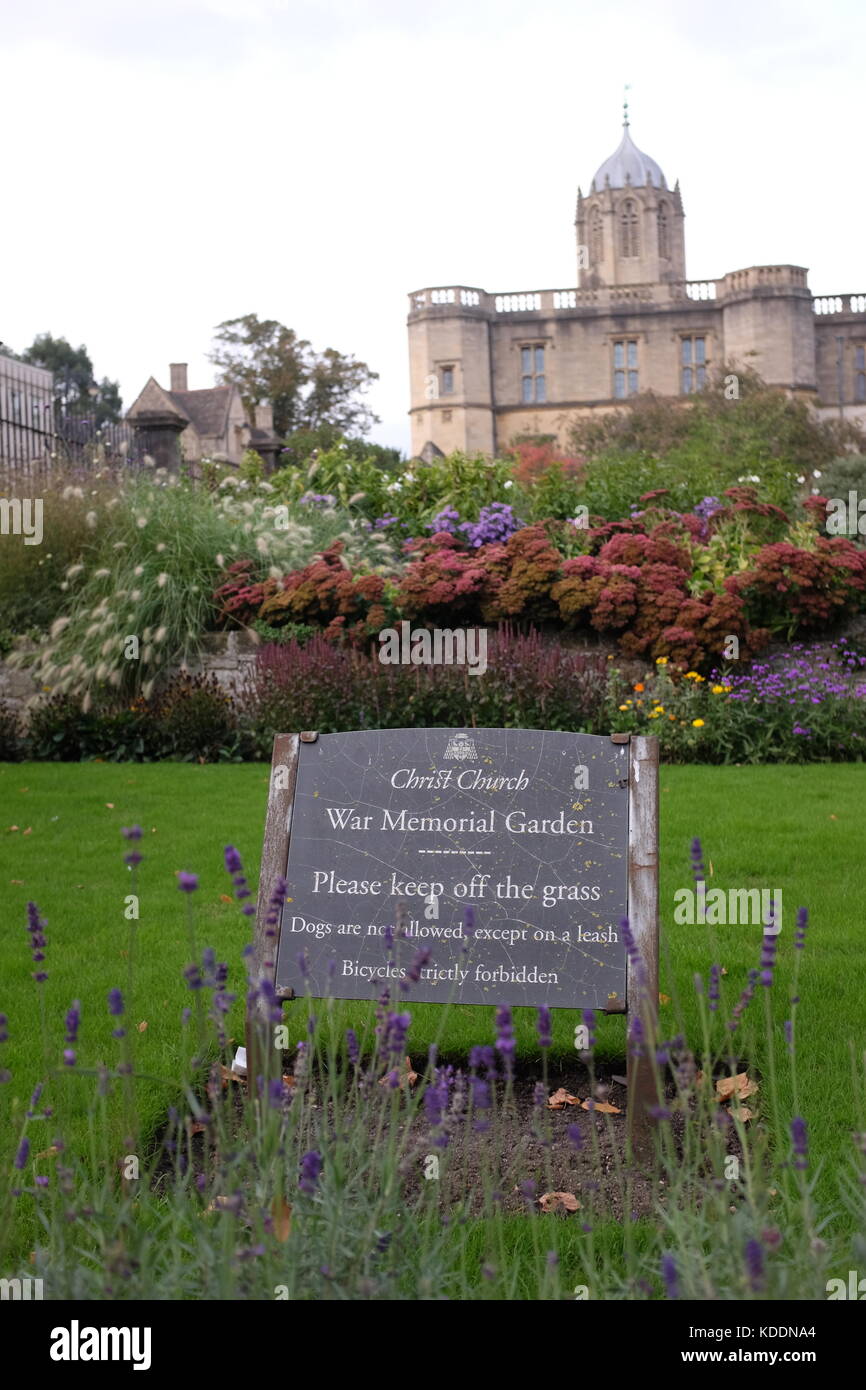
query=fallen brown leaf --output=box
[581,1099,621,1114]
[378,1056,418,1089]
[220,1065,245,1086]
[36,1146,60,1159]
[22,827,32,836]
[105,803,114,809]
[730,1105,755,1122]
[272,1195,292,1242]
[548,1087,580,1109]
[137,1021,148,1033]
[219,894,233,903]
[538,1191,581,1213]
[10,879,24,885]
[659,992,671,1005]
[187,1121,208,1136]
[716,1072,758,1101]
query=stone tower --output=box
[575,114,685,288]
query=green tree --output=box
[21,333,123,425]
[209,313,379,440]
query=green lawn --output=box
[1,760,864,1257]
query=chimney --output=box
[254,402,274,432]
[169,363,188,393]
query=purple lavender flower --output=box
[708,963,721,1013]
[744,1238,765,1292]
[690,837,705,886]
[794,907,808,950]
[406,948,432,984]
[27,1083,43,1117]
[760,932,777,988]
[14,1138,29,1170]
[345,1028,360,1068]
[628,1014,644,1057]
[566,1123,583,1150]
[469,1044,495,1073]
[299,1150,323,1195]
[537,1006,552,1049]
[581,1008,596,1048]
[26,901,48,983]
[65,1001,80,1045]
[791,1116,808,1171]
[784,1020,794,1055]
[494,1004,516,1077]
[384,1011,411,1057]
[177,872,199,894]
[108,988,124,1016]
[661,1252,679,1299]
[62,1049,76,1068]
[0,1014,7,1045]
[121,826,143,841]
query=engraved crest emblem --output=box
[444,732,477,761]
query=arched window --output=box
[620,199,639,258]
[658,202,670,259]
[590,206,603,264]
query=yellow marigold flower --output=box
[618,704,629,711]
[684,671,699,680]
[711,684,725,693]
[669,714,676,721]
[692,718,705,728]
[655,705,664,714]
[655,657,668,665]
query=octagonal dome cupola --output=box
[591,119,666,191]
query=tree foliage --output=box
[209,313,379,440]
[21,333,122,425]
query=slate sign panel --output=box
[275,727,629,1009]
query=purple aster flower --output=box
[537,1006,552,1049]
[661,1252,679,1299]
[299,1150,323,1195]
[177,872,199,894]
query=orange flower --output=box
[633,682,645,693]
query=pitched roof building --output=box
[126,363,281,471]
[407,115,866,458]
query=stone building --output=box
[126,363,281,471]
[407,116,866,459]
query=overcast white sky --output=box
[1,0,863,456]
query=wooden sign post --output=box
[248,728,659,1161]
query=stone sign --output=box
[270,728,633,1010]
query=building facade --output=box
[126,363,281,471]
[407,118,866,459]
